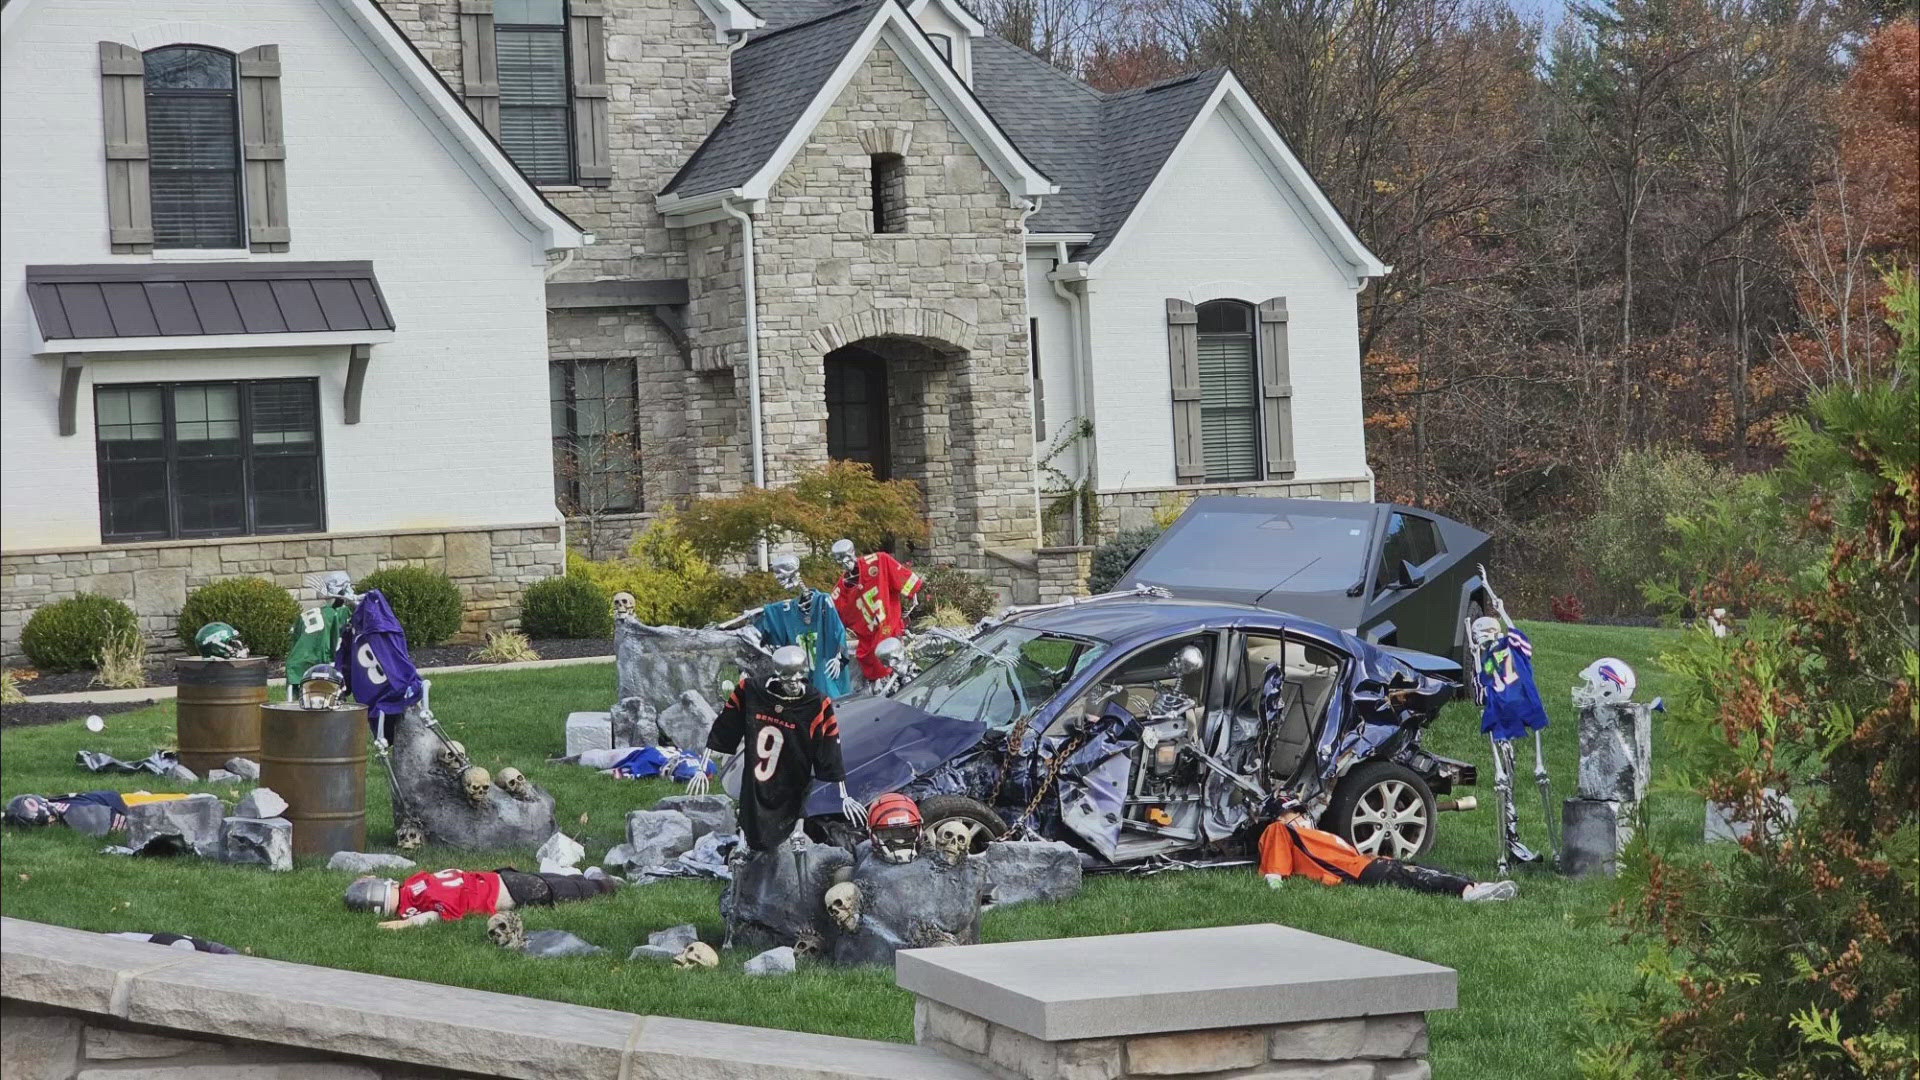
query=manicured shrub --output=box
[916,565,997,622]
[356,566,463,647]
[677,460,928,563]
[1087,526,1165,594]
[692,571,789,625]
[473,630,539,663]
[178,577,302,660]
[568,518,734,627]
[21,594,138,671]
[520,576,612,639]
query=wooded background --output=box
[995,0,1917,610]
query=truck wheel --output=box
[917,795,1008,857]
[1326,762,1436,860]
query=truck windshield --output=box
[895,626,1108,728]
[1129,507,1374,594]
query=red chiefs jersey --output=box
[395,869,502,921]
[831,552,922,679]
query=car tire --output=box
[1326,762,1437,861]
[917,795,1008,857]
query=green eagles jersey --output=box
[286,602,352,684]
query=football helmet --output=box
[867,792,923,864]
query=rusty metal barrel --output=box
[173,657,267,776]
[260,702,367,860]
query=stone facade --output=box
[1,523,562,660]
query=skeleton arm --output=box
[685,750,717,796]
[378,912,440,930]
[838,782,867,828]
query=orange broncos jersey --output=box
[1257,820,1376,886]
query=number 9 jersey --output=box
[705,677,845,851]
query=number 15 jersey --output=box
[706,678,845,851]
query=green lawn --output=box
[0,621,1696,1076]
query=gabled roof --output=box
[659,0,1053,210]
[0,0,588,250]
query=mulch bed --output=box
[1,698,155,729]
[5,637,613,700]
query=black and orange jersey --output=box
[708,678,845,851]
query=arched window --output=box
[143,46,244,249]
[1195,299,1260,482]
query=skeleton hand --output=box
[1494,597,1511,625]
[377,919,411,931]
[825,655,843,681]
[838,783,867,829]
[686,751,715,796]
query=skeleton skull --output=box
[394,821,425,852]
[438,740,467,774]
[487,911,526,950]
[612,591,636,620]
[462,766,492,805]
[495,766,530,799]
[793,931,823,960]
[825,882,861,933]
[1471,616,1504,648]
[771,555,804,592]
[831,538,857,573]
[931,819,974,861]
[673,941,719,970]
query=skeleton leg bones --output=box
[1532,730,1560,866]
[1490,736,1539,876]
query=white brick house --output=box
[0,0,586,656]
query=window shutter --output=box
[460,0,501,134]
[99,42,152,253]
[239,46,289,252]
[1167,298,1204,483]
[1258,298,1295,478]
[570,0,611,186]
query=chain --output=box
[986,712,1034,807]
[1015,731,1089,828]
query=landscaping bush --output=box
[473,630,539,663]
[177,577,302,660]
[917,565,996,622]
[567,518,726,627]
[1574,449,1735,616]
[677,460,928,563]
[0,669,23,704]
[355,566,463,647]
[692,571,790,624]
[1087,526,1164,594]
[21,594,140,672]
[92,624,147,689]
[519,576,612,639]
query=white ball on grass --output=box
[85,714,105,733]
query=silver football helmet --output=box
[299,663,345,710]
[768,645,811,701]
[344,875,395,913]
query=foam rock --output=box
[235,787,289,820]
[125,794,223,857]
[981,840,1083,908]
[523,930,605,958]
[647,924,701,953]
[219,817,293,871]
[611,698,660,750]
[205,769,241,785]
[224,757,261,780]
[624,810,695,872]
[629,945,678,961]
[657,690,719,751]
[721,839,854,954]
[326,851,417,873]
[654,794,736,841]
[386,709,558,850]
[744,946,796,976]
[566,711,613,756]
[536,831,587,872]
[614,621,772,718]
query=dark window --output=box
[144,46,244,249]
[496,0,573,184]
[1030,316,1045,442]
[550,358,640,513]
[1196,300,1260,482]
[871,152,906,234]
[95,379,324,542]
[927,33,953,63]
[1375,512,1444,593]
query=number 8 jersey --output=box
[705,677,846,851]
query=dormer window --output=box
[871,153,906,234]
[927,33,953,64]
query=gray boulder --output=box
[721,839,854,954]
[654,794,736,841]
[601,843,639,875]
[1705,789,1797,844]
[166,763,199,783]
[536,831,586,873]
[829,847,984,967]
[224,757,261,780]
[647,923,701,953]
[981,840,1083,908]
[624,810,694,873]
[219,817,293,871]
[657,690,718,751]
[326,851,417,873]
[614,621,771,717]
[744,946,796,976]
[523,930,605,958]
[125,794,223,857]
[387,709,558,850]
[611,698,660,750]
[205,769,241,785]
[235,787,289,820]
[629,945,678,961]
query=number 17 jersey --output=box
[706,678,845,851]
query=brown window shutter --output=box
[239,46,290,252]
[1167,298,1204,483]
[1258,298,1296,478]
[99,42,152,254]
[459,0,501,135]
[570,1,611,186]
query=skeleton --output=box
[612,591,636,621]
[793,930,823,960]
[394,820,425,852]
[824,881,861,933]
[930,819,974,863]
[487,911,526,950]
[461,766,492,806]
[674,941,719,969]
[1466,564,1557,875]
[438,740,468,775]
[495,767,530,800]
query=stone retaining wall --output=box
[1,523,564,661]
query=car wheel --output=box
[1326,762,1436,860]
[917,795,1008,857]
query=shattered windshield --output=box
[1129,507,1374,594]
[894,626,1108,728]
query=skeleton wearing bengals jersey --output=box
[706,676,846,851]
[831,551,923,680]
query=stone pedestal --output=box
[1577,703,1652,803]
[1561,799,1633,877]
[900,924,1453,1080]
[565,711,612,756]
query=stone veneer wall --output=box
[1097,476,1375,536]
[0,523,563,661]
[917,1000,1434,1080]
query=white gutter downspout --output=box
[1017,197,1043,544]
[1047,243,1095,540]
[722,197,768,570]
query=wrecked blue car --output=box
[784,595,1477,865]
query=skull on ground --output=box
[438,740,467,774]
[462,766,492,805]
[487,911,525,950]
[674,941,718,970]
[825,882,861,933]
[931,819,973,861]
[394,821,425,852]
[495,767,530,799]
[793,931,823,960]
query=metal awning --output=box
[26,261,394,344]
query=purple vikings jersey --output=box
[336,589,423,723]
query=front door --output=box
[825,349,891,479]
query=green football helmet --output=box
[194,622,248,659]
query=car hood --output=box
[802,695,990,816]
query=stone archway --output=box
[822,331,964,558]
